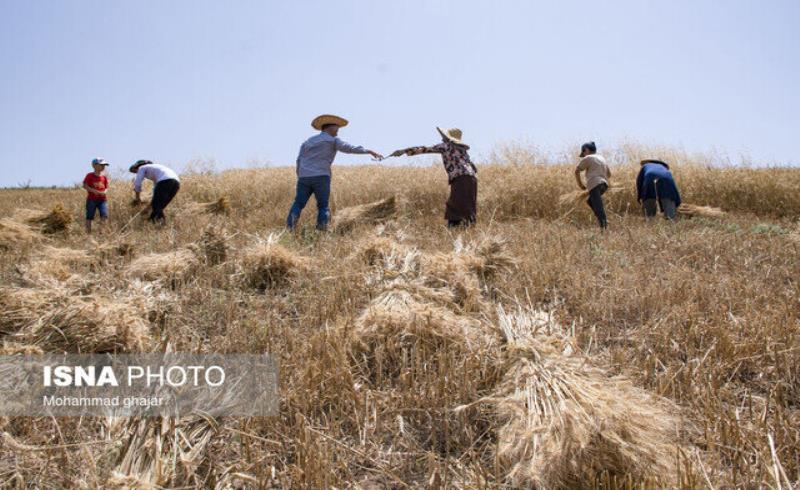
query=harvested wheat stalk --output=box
[21,246,95,284]
[677,203,725,218]
[125,248,201,283]
[180,197,231,216]
[333,195,398,233]
[203,196,231,215]
[352,288,497,380]
[111,415,218,487]
[0,287,151,352]
[19,204,73,234]
[197,226,229,265]
[237,240,307,290]
[0,342,44,355]
[487,306,685,488]
[0,218,41,250]
[557,185,625,207]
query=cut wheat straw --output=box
[125,248,201,283]
[111,415,218,487]
[352,288,496,380]
[197,226,229,265]
[678,203,726,218]
[0,218,40,249]
[557,185,626,207]
[182,196,231,216]
[20,246,95,285]
[333,195,398,233]
[237,239,307,290]
[18,204,73,234]
[0,287,151,352]
[487,306,685,488]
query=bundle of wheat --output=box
[420,252,485,312]
[182,196,231,216]
[557,185,626,207]
[356,236,409,266]
[21,246,94,283]
[488,306,684,488]
[19,204,73,234]
[125,248,201,283]
[237,239,308,290]
[418,237,516,312]
[0,342,43,355]
[111,415,218,487]
[0,287,151,353]
[204,196,231,215]
[96,241,136,260]
[678,203,726,218]
[352,288,496,380]
[0,218,40,250]
[333,195,398,233]
[197,226,228,265]
[455,236,518,280]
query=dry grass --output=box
[0,144,798,487]
[125,248,201,283]
[236,236,308,290]
[180,196,231,216]
[18,204,73,234]
[0,218,40,250]
[333,195,399,233]
[678,203,726,218]
[0,287,151,352]
[488,306,686,488]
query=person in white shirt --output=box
[574,141,611,229]
[129,160,181,224]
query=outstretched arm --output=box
[335,138,383,160]
[389,143,446,157]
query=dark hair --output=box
[321,123,337,131]
[129,160,152,173]
[581,141,597,154]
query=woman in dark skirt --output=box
[389,127,478,227]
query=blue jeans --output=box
[86,200,108,220]
[287,175,331,230]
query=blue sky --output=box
[1,0,798,187]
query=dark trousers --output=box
[286,175,331,230]
[445,175,478,228]
[150,179,180,224]
[586,182,608,229]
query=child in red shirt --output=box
[83,158,110,233]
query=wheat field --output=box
[0,145,799,488]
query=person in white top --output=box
[574,141,611,229]
[129,160,181,224]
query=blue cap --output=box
[92,158,110,166]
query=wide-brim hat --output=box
[312,114,348,130]
[437,127,468,147]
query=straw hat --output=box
[437,127,468,147]
[312,114,348,130]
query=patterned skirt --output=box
[445,175,478,223]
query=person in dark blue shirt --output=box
[636,159,682,219]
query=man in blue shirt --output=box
[636,159,682,219]
[287,114,383,231]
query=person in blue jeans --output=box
[287,114,383,230]
[636,159,682,220]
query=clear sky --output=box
[1,0,798,187]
